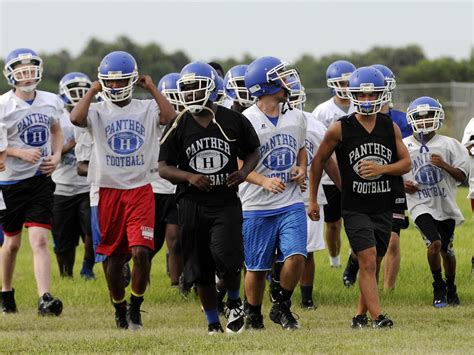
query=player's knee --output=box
[428,240,442,254]
[131,247,151,265]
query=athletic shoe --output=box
[1,289,18,314]
[114,301,128,329]
[268,278,279,303]
[225,299,245,334]
[216,288,226,315]
[269,300,300,330]
[38,293,63,316]
[300,299,316,310]
[244,312,265,330]
[127,297,144,331]
[342,255,359,288]
[372,314,394,329]
[447,284,460,306]
[208,322,224,335]
[351,314,369,328]
[432,281,448,308]
[123,263,131,288]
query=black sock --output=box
[274,284,293,303]
[272,262,283,283]
[247,302,261,315]
[130,294,144,308]
[445,274,455,287]
[431,268,443,283]
[300,285,313,302]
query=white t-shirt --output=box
[303,111,327,207]
[150,127,176,195]
[0,90,62,181]
[0,123,7,152]
[73,126,98,206]
[312,97,353,185]
[240,104,306,212]
[86,99,160,189]
[52,109,89,196]
[461,117,474,199]
[403,134,470,225]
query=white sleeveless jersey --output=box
[302,111,327,207]
[150,126,176,195]
[461,117,474,198]
[403,134,470,225]
[52,109,89,196]
[240,104,306,211]
[312,97,353,185]
[0,90,62,181]
[86,99,160,189]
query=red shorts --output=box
[96,184,155,256]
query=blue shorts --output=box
[243,206,307,271]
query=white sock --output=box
[329,255,341,267]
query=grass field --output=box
[1,188,473,353]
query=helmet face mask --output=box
[59,72,92,107]
[224,65,256,108]
[347,67,387,115]
[371,64,396,106]
[407,97,444,134]
[98,51,138,102]
[287,75,306,110]
[3,48,43,92]
[158,73,183,112]
[177,62,217,114]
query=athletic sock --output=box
[329,255,341,267]
[445,274,455,287]
[204,308,220,325]
[227,289,240,301]
[247,302,262,315]
[431,268,443,283]
[300,285,313,303]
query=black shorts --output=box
[52,193,91,253]
[392,210,409,235]
[178,198,243,286]
[414,214,455,255]
[322,184,341,223]
[152,193,178,254]
[342,210,392,257]
[0,174,55,235]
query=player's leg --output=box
[78,193,95,280]
[322,185,342,267]
[438,219,459,305]
[383,232,400,291]
[415,213,447,308]
[1,232,21,313]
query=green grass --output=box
[1,188,473,353]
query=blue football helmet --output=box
[371,64,396,105]
[3,48,43,92]
[326,60,356,99]
[158,72,182,112]
[406,96,444,134]
[177,61,217,114]
[347,67,387,115]
[245,56,299,98]
[59,72,92,107]
[288,75,306,110]
[97,51,138,102]
[224,64,256,108]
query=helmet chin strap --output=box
[17,84,37,93]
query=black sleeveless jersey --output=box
[336,113,397,214]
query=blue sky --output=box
[1,0,472,62]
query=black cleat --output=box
[372,314,394,329]
[342,255,359,288]
[351,314,369,328]
[127,296,144,331]
[269,300,300,330]
[208,322,224,335]
[225,298,245,334]
[447,284,460,306]
[38,293,63,316]
[1,289,18,314]
[245,312,265,330]
[300,299,316,310]
[432,281,448,308]
[114,301,128,329]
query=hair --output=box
[208,62,224,77]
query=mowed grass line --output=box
[0,187,472,353]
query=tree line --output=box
[1,35,473,95]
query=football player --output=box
[70,50,176,330]
[0,48,64,316]
[403,96,469,307]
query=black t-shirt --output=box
[336,113,397,214]
[159,105,260,205]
